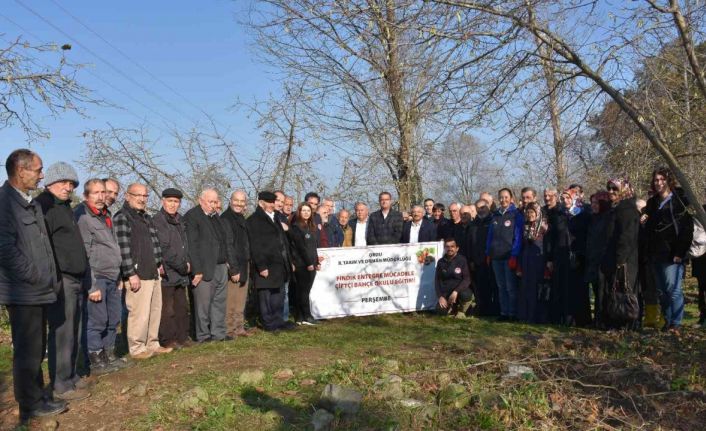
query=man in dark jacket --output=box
[367,191,404,245]
[246,191,296,331]
[114,183,169,359]
[468,199,497,316]
[184,189,235,342]
[35,162,90,401]
[153,188,191,348]
[350,202,370,246]
[0,149,67,422]
[221,190,253,338]
[435,238,473,316]
[401,205,436,243]
[75,179,123,375]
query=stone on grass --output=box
[438,383,470,409]
[374,374,405,400]
[239,369,266,385]
[41,419,58,431]
[179,386,209,410]
[133,383,148,397]
[383,359,399,372]
[318,384,363,415]
[398,398,424,408]
[311,409,335,431]
[274,368,294,380]
[301,378,317,386]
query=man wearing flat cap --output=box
[153,188,192,348]
[246,191,296,331]
[184,189,236,342]
[35,161,91,401]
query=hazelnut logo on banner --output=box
[310,241,443,319]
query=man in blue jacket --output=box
[0,149,67,422]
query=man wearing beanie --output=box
[246,191,296,331]
[153,188,192,348]
[34,161,91,401]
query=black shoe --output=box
[280,321,297,330]
[89,351,118,376]
[20,399,67,421]
[105,348,130,369]
[497,315,509,322]
[224,335,235,341]
[302,317,319,326]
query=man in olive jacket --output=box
[246,191,295,331]
[0,149,67,422]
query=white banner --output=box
[310,241,443,319]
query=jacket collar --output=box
[3,181,36,208]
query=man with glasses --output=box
[367,191,404,245]
[1,149,68,422]
[114,183,170,359]
[185,189,235,342]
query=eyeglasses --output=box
[127,192,149,198]
[607,185,619,192]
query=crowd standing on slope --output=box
[1,148,705,424]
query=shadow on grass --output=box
[241,386,309,430]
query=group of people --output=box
[1,147,705,424]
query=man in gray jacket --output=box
[0,149,67,422]
[74,179,124,375]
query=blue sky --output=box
[1,0,269,181]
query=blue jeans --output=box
[652,261,685,327]
[86,277,122,352]
[492,259,518,318]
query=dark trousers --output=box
[7,304,47,411]
[473,263,497,316]
[258,287,285,330]
[48,274,82,394]
[697,276,706,322]
[159,283,189,345]
[293,267,316,321]
[86,277,121,352]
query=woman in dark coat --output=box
[287,203,321,325]
[517,202,548,323]
[601,178,640,329]
[644,168,693,333]
[545,188,591,326]
[584,191,611,327]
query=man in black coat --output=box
[153,188,191,348]
[0,149,67,422]
[221,190,253,338]
[401,205,437,243]
[246,191,295,331]
[184,189,236,342]
[367,191,404,245]
[468,198,497,316]
[34,161,91,402]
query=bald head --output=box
[229,190,247,214]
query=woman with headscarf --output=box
[517,202,548,323]
[644,168,693,335]
[584,191,612,327]
[601,177,640,329]
[545,187,591,326]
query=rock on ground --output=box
[311,409,335,431]
[318,384,363,415]
[239,369,266,385]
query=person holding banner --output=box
[435,238,473,317]
[287,203,322,325]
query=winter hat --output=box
[44,162,79,187]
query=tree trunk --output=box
[539,44,567,189]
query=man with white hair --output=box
[184,189,235,342]
[401,205,436,243]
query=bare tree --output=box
[434,0,706,225]
[1,36,100,142]
[246,0,506,208]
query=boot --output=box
[89,350,118,376]
[105,348,130,369]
